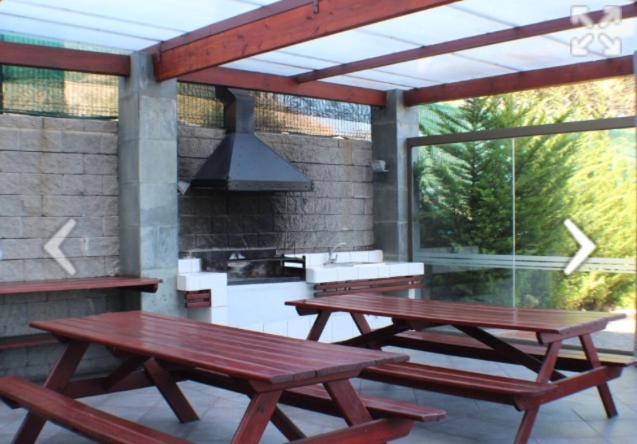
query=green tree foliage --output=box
[415,88,635,310]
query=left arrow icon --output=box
[44,219,77,276]
[563,219,596,276]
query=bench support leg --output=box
[515,409,538,444]
[144,358,199,423]
[307,311,331,341]
[232,390,282,444]
[580,334,618,418]
[13,341,89,444]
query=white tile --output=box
[336,266,359,281]
[376,264,391,278]
[335,252,352,263]
[287,317,313,339]
[389,263,411,277]
[306,267,338,283]
[357,264,379,280]
[263,321,288,337]
[408,262,425,275]
[368,250,384,262]
[350,251,368,262]
[178,258,201,273]
[211,306,229,326]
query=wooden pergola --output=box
[0,0,634,107]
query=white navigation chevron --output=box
[563,219,596,276]
[44,219,77,276]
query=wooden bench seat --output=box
[281,383,446,423]
[0,333,58,352]
[0,376,188,444]
[291,418,413,444]
[361,362,556,411]
[389,331,637,372]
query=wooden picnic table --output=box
[10,311,438,444]
[286,293,630,444]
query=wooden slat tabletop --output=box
[286,293,625,335]
[0,277,160,295]
[31,312,407,385]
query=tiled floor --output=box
[0,349,635,443]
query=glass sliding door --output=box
[411,127,636,352]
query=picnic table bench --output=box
[286,293,631,444]
[1,311,445,444]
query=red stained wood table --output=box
[286,293,628,444]
[16,311,415,444]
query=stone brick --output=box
[22,217,103,239]
[352,182,373,198]
[0,260,24,282]
[60,131,103,154]
[102,175,119,195]
[0,114,43,130]
[0,151,39,173]
[100,133,118,154]
[0,128,19,150]
[0,173,25,195]
[41,174,103,195]
[103,216,119,236]
[82,120,117,133]
[0,239,48,259]
[84,154,117,175]
[43,117,86,131]
[86,237,119,257]
[0,217,23,238]
[352,147,372,166]
[0,196,41,216]
[40,153,84,174]
[19,129,62,152]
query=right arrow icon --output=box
[563,219,596,276]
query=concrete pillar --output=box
[371,90,419,262]
[118,52,182,316]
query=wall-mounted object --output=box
[371,159,388,173]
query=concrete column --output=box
[371,90,419,262]
[118,52,182,316]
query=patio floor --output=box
[0,349,635,444]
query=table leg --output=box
[515,409,539,444]
[13,340,89,444]
[232,390,282,444]
[323,379,372,426]
[351,313,372,334]
[270,406,306,440]
[143,358,199,423]
[307,311,331,341]
[580,334,618,418]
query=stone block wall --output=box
[178,126,374,253]
[0,114,121,378]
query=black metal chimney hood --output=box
[189,87,313,192]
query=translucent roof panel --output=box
[0,0,264,52]
[455,0,634,28]
[1,0,636,92]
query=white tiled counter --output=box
[298,250,424,285]
[178,251,425,342]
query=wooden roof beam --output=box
[293,3,637,83]
[0,41,130,76]
[179,67,386,106]
[153,0,458,80]
[403,56,633,106]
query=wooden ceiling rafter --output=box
[152,0,459,81]
[403,56,633,105]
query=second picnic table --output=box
[286,293,632,444]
